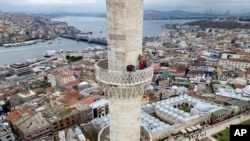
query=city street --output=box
[66,128,78,141]
[171,112,250,141]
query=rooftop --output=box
[226,99,250,109]
[0,121,12,136]
[42,106,77,122]
[89,98,108,109]
[51,70,73,77]
[18,112,50,134]
[82,94,105,105]
[6,109,34,123]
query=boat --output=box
[88,38,107,45]
[3,40,37,48]
[48,41,52,45]
[43,50,57,58]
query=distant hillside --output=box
[41,10,215,20]
[37,12,106,18]
[144,10,199,15]
[144,10,218,20]
[186,20,250,29]
[36,10,250,20]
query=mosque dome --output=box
[173,108,178,112]
[179,110,185,115]
[152,128,157,133]
[167,111,173,116]
[183,113,190,117]
[172,114,178,118]
[177,116,184,121]
[243,85,250,96]
[235,88,243,94]
[194,102,213,113]
[157,126,164,131]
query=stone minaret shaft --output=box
[95,0,153,141]
[107,0,143,71]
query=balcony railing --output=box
[95,59,153,87]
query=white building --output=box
[89,98,109,118]
[58,130,66,141]
[48,71,76,87]
[219,58,250,69]
[0,121,15,141]
[17,90,37,103]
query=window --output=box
[6,135,11,139]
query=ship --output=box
[88,37,107,45]
[3,40,36,48]
[48,41,52,45]
[43,50,57,58]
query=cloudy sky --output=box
[0,0,249,14]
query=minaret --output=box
[95,0,153,141]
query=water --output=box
[0,38,102,66]
[52,16,193,38]
[0,17,195,65]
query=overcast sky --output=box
[0,0,249,14]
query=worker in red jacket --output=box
[139,60,147,69]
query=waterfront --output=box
[0,17,195,65]
[0,38,101,66]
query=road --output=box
[169,112,250,141]
[66,128,78,141]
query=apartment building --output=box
[48,71,76,87]
[42,105,92,131]
[17,90,37,103]
[0,120,15,141]
[8,63,32,76]
[219,58,250,69]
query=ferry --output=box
[3,40,36,48]
[44,50,57,58]
[48,41,52,45]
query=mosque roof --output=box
[194,102,214,113]
[243,85,250,95]
[235,88,243,94]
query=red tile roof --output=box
[233,84,245,89]
[62,80,80,88]
[6,109,34,123]
[46,87,55,94]
[51,71,73,77]
[58,91,83,106]
[82,94,105,105]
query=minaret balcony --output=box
[95,59,153,87]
